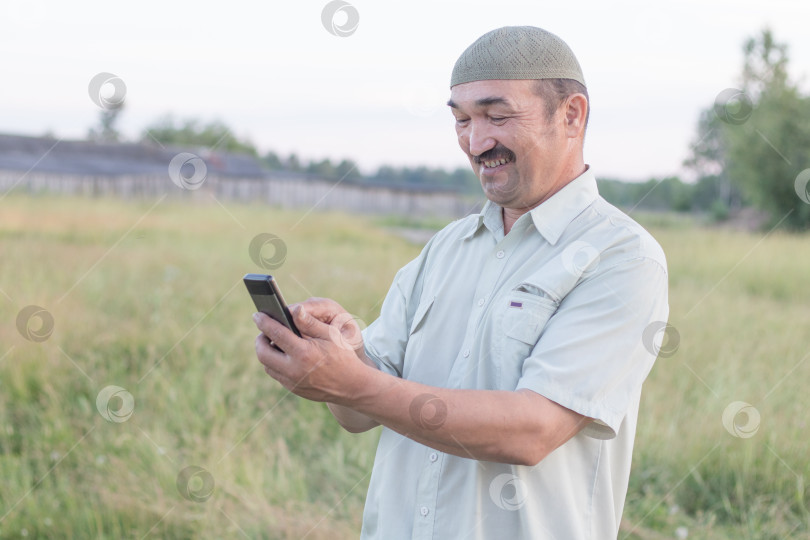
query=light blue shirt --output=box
[361,168,669,539]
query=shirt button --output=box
[477,298,485,307]
[463,349,470,358]
[420,506,430,516]
[496,250,505,259]
[429,452,438,462]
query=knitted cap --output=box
[450,26,586,88]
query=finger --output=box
[254,313,301,356]
[262,357,283,381]
[291,299,364,349]
[290,304,332,340]
[333,312,366,351]
[264,365,287,382]
[255,333,298,385]
[256,343,301,392]
[263,362,294,390]
[291,297,346,324]
[255,333,286,369]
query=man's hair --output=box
[533,79,590,133]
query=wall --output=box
[0,170,483,219]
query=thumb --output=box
[292,305,331,340]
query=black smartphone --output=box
[244,274,301,346]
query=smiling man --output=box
[254,26,669,539]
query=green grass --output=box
[1,194,808,539]
[621,220,810,539]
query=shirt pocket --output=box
[496,289,558,389]
[502,293,557,344]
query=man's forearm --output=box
[326,350,380,432]
[326,402,379,432]
[254,304,587,462]
[336,366,589,466]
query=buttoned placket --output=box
[445,216,529,390]
[411,447,444,538]
[410,216,531,539]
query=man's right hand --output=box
[285,297,381,433]
[290,297,367,358]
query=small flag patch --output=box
[509,301,523,308]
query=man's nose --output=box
[467,121,496,157]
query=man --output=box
[254,26,668,539]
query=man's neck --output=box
[502,207,526,236]
[501,164,588,235]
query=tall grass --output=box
[1,195,808,539]
[1,195,419,539]
[623,224,810,539]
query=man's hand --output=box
[254,298,589,464]
[254,298,371,403]
[292,297,367,356]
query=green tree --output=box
[141,116,258,156]
[683,108,743,217]
[368,165,479,193]
[597,177,695,213]
[690,175,722,211]
[263,151,284,169]
[335,159,361,180]
[687,29,810,229]
[285,153,303,172]
[306,158,336,177]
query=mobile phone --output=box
[244,274,301,348]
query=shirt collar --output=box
[462,167,598,245]
[461,200,498,240]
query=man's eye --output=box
[455,118,470,125]
[490,116,507,123]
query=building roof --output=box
[0,133,266,178]
[0,132,466,194]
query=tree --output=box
[88,105,124,142]
[335,159,361,180]
[306,158,336,177]
[683,108,743,216]
[686,29,810,229]
[141,116,258,156]
[263,151,284,170]
[285,153,302,172]
[368,165,479,193]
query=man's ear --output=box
[563,93,588,138]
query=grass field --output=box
[1,194,808,539]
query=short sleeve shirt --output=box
[360,168,669,540]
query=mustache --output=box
[473,146,515,164]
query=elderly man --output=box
[254,26,669,539]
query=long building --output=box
[0,133,481,218]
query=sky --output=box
[1,0,808,181]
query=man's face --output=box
[448,79,570,210]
